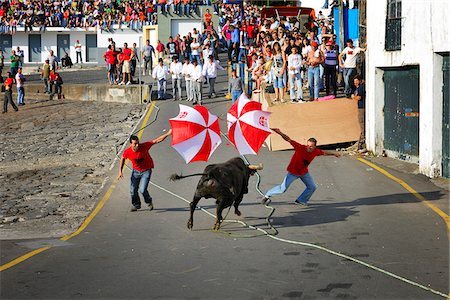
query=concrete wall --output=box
[25,83,150,104]
[366,0,450,177]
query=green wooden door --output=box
[442,55,450,178]
[384,67,420,158]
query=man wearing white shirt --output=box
[202,43,213,65]
[170,56,183,101]
[338,38,366,97]
[152,58,169,100]
[189,59,203,104]
[182,57,193,101]
[202,55,224,98]
[287,47,304,103]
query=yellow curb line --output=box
[357,158,450,233]
[0,102,156,272]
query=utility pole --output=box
[339,0,345,52]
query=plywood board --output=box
[265,99,361,151]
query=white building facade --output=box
[0,27,142,66]
[366,0,450,178]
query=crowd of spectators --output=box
[0,0,221,34]
[136,1,365,104]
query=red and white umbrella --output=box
[169,105,222,163]
[227,93,272,155]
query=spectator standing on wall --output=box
[131,42,139,78]
[120,43,134,85]
[104,45,118,85]
[9,50,20,79]
[48,50,59,71]
[41,59,51,94]
[15,67,25,106]
[75,40,83,64]
[142,39,156,76]
[16,47,24,68]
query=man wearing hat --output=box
[169,55,183,100]
[202,55,224,98]
[152,58,169,100]
[41,59,52,94]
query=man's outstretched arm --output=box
[153,129,173,144]
[270,128,292,142]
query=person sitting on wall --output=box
[61,51,73,68]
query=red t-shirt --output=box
[123,141,156,172]
[122,48,132,61]
[287,140,324,176]
[104,50,116,64]
[4,77,13,88]
[204,13,212,23]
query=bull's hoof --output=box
[212,222,221,231]
[187,220,193,230]
[234,209,241,216]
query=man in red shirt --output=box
[119,130,172,211]
[262,128,340,206]
[2,72,18,113]
[120,43,134,85]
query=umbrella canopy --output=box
[227,93,272,155]
[169,104,222,163]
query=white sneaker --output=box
[126,81,131,85]
[118,82,124,85]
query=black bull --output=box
[170,157,263,230]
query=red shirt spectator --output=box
[122,141,155,172]
[122,48,132,61]
[287,141,324,176]
[4,77,13,89]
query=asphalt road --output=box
[1,67,449,299]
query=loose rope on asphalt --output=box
[116,94,447,299]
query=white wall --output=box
[7,27,142,64]
[366,0,450,177]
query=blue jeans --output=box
[288,73,303,100]
[192,54,201,65]
[308,66,320,99]
[265,172,317,204]
[247,72,253,95]
[158,78,166,99]
[231,90,242,103]
[17,86,25,105]
[130,169,153,208]
[238,62,245,84]
[343,67,356,96]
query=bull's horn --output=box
[248,163,263,170]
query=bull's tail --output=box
[169,173,207,181]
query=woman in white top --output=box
[191,38,201,65]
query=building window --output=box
[385,0,402,51]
